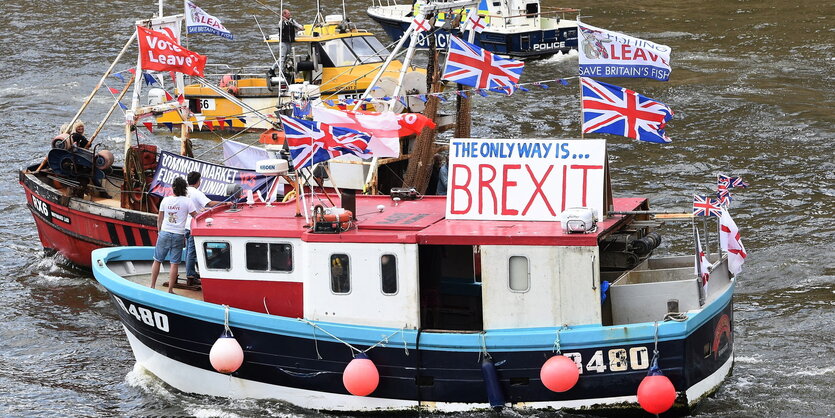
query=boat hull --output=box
[367,14,578,58]
[19,168,157,267]
[95,247,734,413]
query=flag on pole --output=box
[693,194,722,217]
[137,26,207,77]
[280,115,372,169]
[694,230,711,292]
[581,77,673,143]
[410,17,431,33]
[718,174,748,189]
[464,9,487,33]
[578,21,672,81]
[108,87,120,95]
[185,0,233,39]
[719,209,747,275]
[442,36,524,95]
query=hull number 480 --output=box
[113,295,170,332]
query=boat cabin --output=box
[189,193,725,332]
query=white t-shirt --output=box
[160,195,197,235]
[186,186,212,231]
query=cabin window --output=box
[330,254,351,294]
[203,242,231,270]
[321,39,357,67]
[509,256,530,292]
[246,242,293,272]
[343,37,385,63]
[381,254,397,295]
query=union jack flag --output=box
[693,194,722,217]
[442,36,524,95]
[716,186,732,207]
[280,115,372,169]
[581,77,674,143]
[718,174,748,189]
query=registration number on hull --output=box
[113,295,170,333]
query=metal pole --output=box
[352,24,415,110]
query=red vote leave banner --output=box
[137,26,207,76]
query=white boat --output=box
[367,0,579,58]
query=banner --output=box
[222,139,270,169]
[149,152,273,201]
[185,0,233,39]
[578,22,671,81]
[137,26,207,76]
[446,138,606,221]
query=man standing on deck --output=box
[278,9,304,67]
[150,177,198,293]
[185,171,223,286]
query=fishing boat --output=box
[91,136,737,413]
[367,0,579,59]
[156,16,431,131]
[18,10,283,268]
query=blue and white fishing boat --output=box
[367,0,579,58]
[92,137,736,413]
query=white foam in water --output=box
[186,407,242,418]
[735,355,763,364]
[790,366,835,377]
[125,363,178,401]
[542,49,579,64]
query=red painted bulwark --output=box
[202,279,303,317]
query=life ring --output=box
[282,189,296,202]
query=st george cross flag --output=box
[578,21,672,81]
[185,0,233,39]
[581,77,673,143]
[694,230,711,292]
[464,8,487,33]
[693,194,722,217]
[279,115,372,169]
[719,209,747,275]
[442,36,524,95]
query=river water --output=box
[1,0,833,416]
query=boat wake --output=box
[541,49,578,64]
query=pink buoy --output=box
[637,374,677,414]
[540,355,580,392]
[209,330,244,374]
[343,352,379,396]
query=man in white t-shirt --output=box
[150,177,198,293]
[185,171,223,285]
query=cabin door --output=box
[417,244,483,331]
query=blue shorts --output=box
[154,231,185,264]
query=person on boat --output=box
[70,121,88,148]
[150,177,198,294]
[184,171,223,286]
[278,9,304,67]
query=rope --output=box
[298,318,405,356]
[479,331,490,360]
[223,304,234,336]
[552,325,567,354]
[664,312,688,322]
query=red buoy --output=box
[343,353,379,396]
[540,355,580,392]
[637,374,677,414]
[209,330,244,374]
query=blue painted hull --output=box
[93,247,733,411]
[368,15,578,58]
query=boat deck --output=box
[105,259,205,301]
